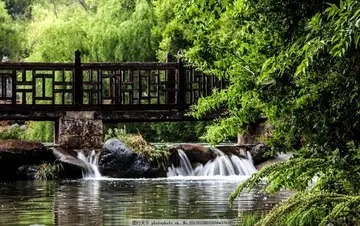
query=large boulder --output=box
[99,138,164,178]
[0,140,56,180]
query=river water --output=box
[0,177,290,226]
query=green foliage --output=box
[105,128,170,169]
[166,0,360,224]
[150,121,217,143]
[237,212,263,226]
[152,0,189,60]
[25,121,53,142]
[245,192,360,226]
[0,0,225,143]
[35,163,63,180]
[105,121,215,143]
[0,1,21,60]
[4,0,34,19]
[26,0,157,62]
[0,127,25,140]
[229,150,360,225]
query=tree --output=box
[25,0,157,62]
[152,0,190,60]
[165,0,360,224]
[3,0,34,19]
[0,1,21,61]
[22,0,208,143]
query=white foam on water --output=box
[77,150,102,179]
[167,148,257,177]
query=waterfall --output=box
[167,148,257,177]
[77,150,102,179]
[246,151,254,164]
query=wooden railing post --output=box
[74,50,83,106]
[177,56,186,111]
[54,119,59,145]
[166,53,176,104]
[11,70,16,104]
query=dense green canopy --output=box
[163,0,360,225]
[0,1,21,60]
[25,0,156,62]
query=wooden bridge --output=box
[0,51,225,122]
[0,51,226,149]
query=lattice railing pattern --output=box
[82,66,176,106]
[0,52,226,111]
[184,68,225,105]
[0,70,12,103]
[0,64,74,105]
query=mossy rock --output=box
[0,140,56,180]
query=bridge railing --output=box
[0,51,225,112]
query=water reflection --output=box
[0,181,56,225]
[0,178,291,225]
[54,180,102,225]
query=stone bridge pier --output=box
[55,111,103,150]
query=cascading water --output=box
[167,149,195,176]
[77,150,102,179]
[167,148,257,177]
[167,149,195,177]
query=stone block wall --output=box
[56,111,103,149]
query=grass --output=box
[237,212,264,226]
[0,127,26,140]
[35,163,63,180]
[105,128,171,169]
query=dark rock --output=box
[168,148,180,167]
[250,144,273,165]
[51,147,90,179]
[58,162,83,179]
[216,145,247,158]
[99,138,136,177]
[99,138,165,178]
[129,155,162,178]
[0,140,56,164]
[17,165,39,180]
[0,140,56,180]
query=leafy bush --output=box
[170,0,360,225]
[24,121,53,142]
[237,212,264,226]
[0,127,26,140]
[105,121,217,143]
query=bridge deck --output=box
[0,51,225,122]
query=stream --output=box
[0,178,290,226]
